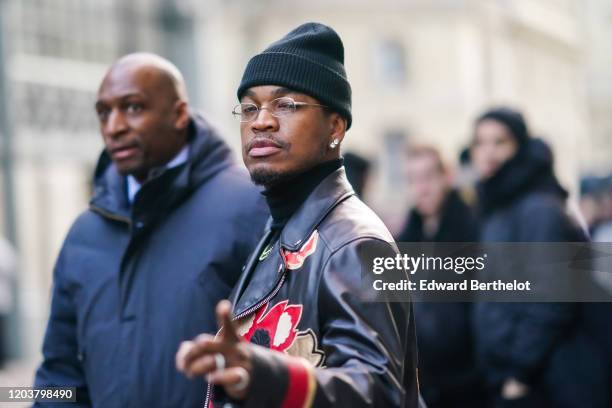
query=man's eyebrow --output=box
[117,91,146,100]
[95,92,146,108]
[242,89,256,98]
[272,87,297,96]
[242,87,298,101]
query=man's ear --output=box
[329,112,346,145]
[173,100,190,130]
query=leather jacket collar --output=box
[280,167,354,251]
[230,167,355,317]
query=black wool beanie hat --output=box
[476,107,530,147]
[237,22,352,129]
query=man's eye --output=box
[96,109,109,121]
[126,103,143,113]
[242,105,258,113]
[275,101,294,111]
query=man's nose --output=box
[104,109,128,138]
[250,107,278,132]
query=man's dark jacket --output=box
[34,114,268,407]
[210,168,419,408]
[474,138,609,407]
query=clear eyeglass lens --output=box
[235,98,297,122]
[239,103,258,122]
[271,98,296,116]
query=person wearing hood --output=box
[33,53,268,407]
[471,107,608,407]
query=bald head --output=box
[102,53,188,102]
[95,53,191,183]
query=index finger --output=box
[175,340,194,372]
[216,300,241,343]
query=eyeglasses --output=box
[232,97,328,123]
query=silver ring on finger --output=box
[214,353,225,372]
[229,367,250,392]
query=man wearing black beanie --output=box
[176,22,418,408]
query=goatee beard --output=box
[250,168,297,188]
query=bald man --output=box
[34,53,268,407]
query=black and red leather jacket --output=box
[208,167,418,408]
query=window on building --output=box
[372,38,408,88]
[384,129,408,186]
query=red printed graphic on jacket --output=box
[240,300,303,352]
[282,230,319,270]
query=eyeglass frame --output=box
[232,96,329,123]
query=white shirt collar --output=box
[126,144,190,204]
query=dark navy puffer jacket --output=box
[34,114,268,407]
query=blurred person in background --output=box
[34,53,268,407]
[396,145,485,408]
[397,146,478,243]
[455,146,479,208]
[343,151,371,198]
[588,174,612,294]
[579,176,605,235]
[0,235,16,368]
[592,175,612,242]
[471,107,608,407]
[585,174,612,401]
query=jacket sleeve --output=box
[34,244,91,407]
[502,198,580,383]
[243,239,418,408]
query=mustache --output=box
[106,140,141,154]
[245,134,289,151]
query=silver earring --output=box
[329,139,339,149]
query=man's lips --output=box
[109,145,139,160]
[248,138,283,158]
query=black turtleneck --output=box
[263,158,343,231]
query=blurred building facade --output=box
[0,0,201,359]
[0,0,609,360]
[196,0,589,227]
[582,0,612,175]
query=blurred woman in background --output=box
[470,107,608,408]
